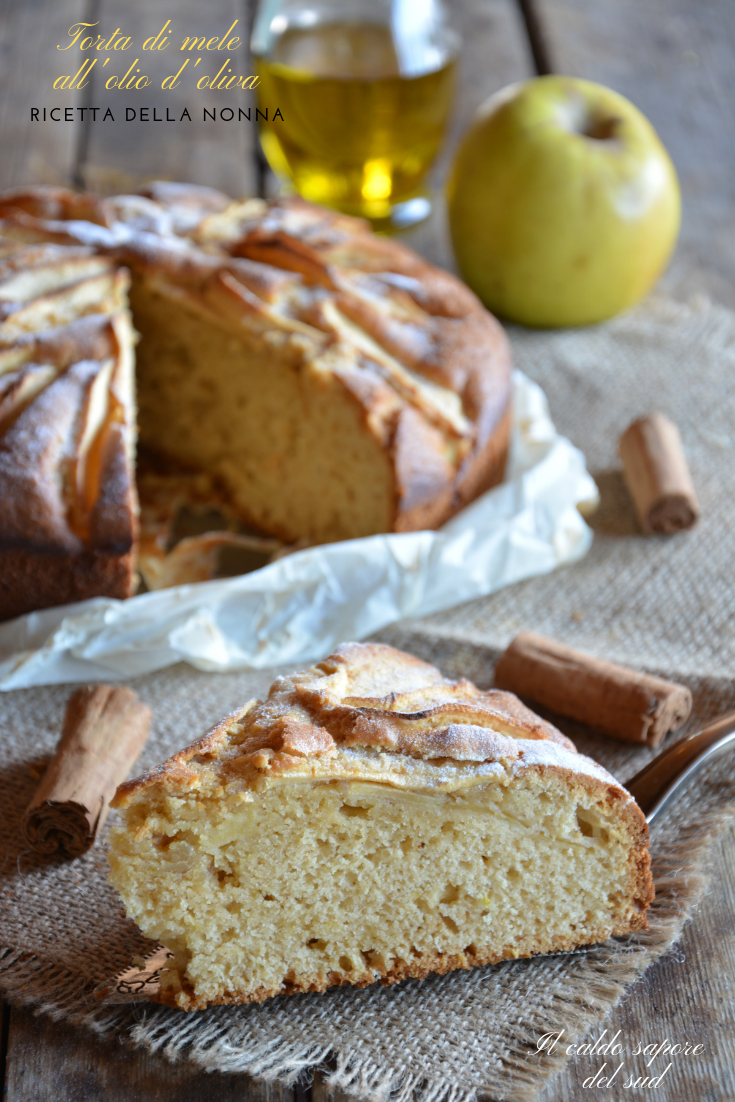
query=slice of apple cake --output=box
[108,642,653,1010]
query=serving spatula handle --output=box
[626,710,735,824]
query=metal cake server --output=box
[626,710,735,824]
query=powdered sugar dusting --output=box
[513,737,627,792]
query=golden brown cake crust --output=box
[113,642,653,803]
[155,926,639,1010]
[0,547,135,621]
[0,185,513,544]
[0,237,138,621]
[114,642,590,810]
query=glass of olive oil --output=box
[251,0,459,228]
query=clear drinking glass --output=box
[251,0,459,229]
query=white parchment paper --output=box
[0,373,598,690]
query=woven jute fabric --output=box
[1,294,734,1102]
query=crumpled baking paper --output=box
[0,372,598,690]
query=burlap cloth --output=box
[1,294,734,1102]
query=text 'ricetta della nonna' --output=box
[31,107,282,124]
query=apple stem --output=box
[584,116,622,141]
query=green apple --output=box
[446,76,681,327]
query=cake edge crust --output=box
[0,545,135,621]
[154,901,650,1011]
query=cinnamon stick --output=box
[494,631,692,747]
[23,685,151,857]
[619,413,700,534]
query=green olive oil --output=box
[255,23,456,224]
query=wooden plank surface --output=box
[541,820,735,1102]
[77,0,256,196]
[531,0,735,309]
[4,1004,294,1102]
[0,0,87,189]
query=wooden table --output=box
[1,0,734,1097]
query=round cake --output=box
[0,184,513,620]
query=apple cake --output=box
[0,184,512,619]
[108,642,653,1010]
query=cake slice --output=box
[108,643,653,1009]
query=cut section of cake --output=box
[0,240,137,619]
[108,642,654,1010]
